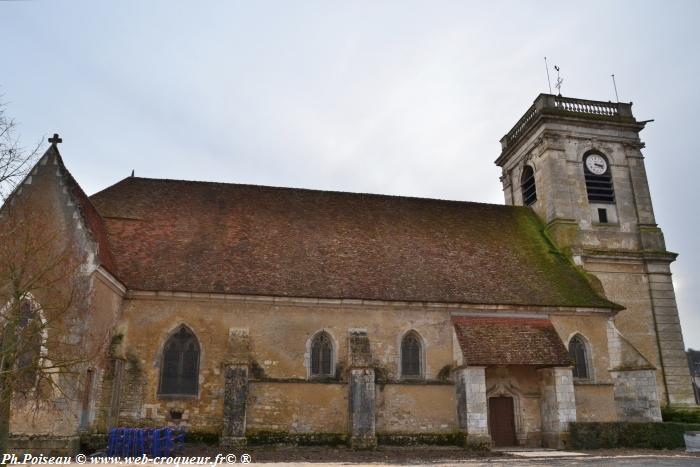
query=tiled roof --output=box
[88,177,620,308]
[452,316,573,366]
[53,149,118,276]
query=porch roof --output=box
[452,316,573,367]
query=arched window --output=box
[310,331,333,377]
[568,334,590,380]
[401,331,423,379]
[158,325,200,396]
[583,152,615,203]
[520,165,537,206]
[13,299,43,392]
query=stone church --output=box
[2,93,697,453]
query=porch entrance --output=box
[488,396,516,446]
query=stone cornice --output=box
[124,289,617,315]
[579,249,678,263]
[94,266,127,297]
[496,92,646,167]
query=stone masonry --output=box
[348,331,376,449]
[496,93,696,408]
[221,365,249,447]
[610,369,662,421]
[221,328,251,447]
[455,366,491,446]
[645,260,696,406]
[606,319,662,421]
[538,367,576,449]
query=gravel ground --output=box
[191,444,700,465]
[197,444,499,463]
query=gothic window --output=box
[401,331,423,378]
[520,165,537,206]
[158,325,200,396]
[568,334,590,380]
[14,299,43,391]
[583,152,615,203]
[310,331,333,377]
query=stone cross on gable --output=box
[48,133,62,146]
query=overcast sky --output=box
[3,1,699,347]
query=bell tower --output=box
[496,93,695,407]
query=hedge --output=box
[570,422,700,450]
[185,431,220,445]
[376,432,463,446]
[246,430,349,446]
[662,406,700,424]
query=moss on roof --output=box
[89,177,620,309]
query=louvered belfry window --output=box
[569,335,590,380]
[310,332,333,377]
[159,326,200,396]
[401,332,422,378]
[584,153,615,203]
[520,165,537,206]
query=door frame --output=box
[488,395,517,447]
[487,382,525,444]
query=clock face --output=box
[585,154,608,175]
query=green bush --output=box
[570,422,700,450]
[79,433,108,454]
[185,431,220,445]
[376,432,463,446]
[246,430,349,446]
[662,406,700,424]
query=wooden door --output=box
[488,396,516,447]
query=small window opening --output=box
[597,208,608,223]
[169,409,183,420]
[401,331,423,379]
[520,165,537,206]
[310,332,333,377]
[569,334,590,380]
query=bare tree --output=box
[0,100,43,201]
[0,179,98,456]
[0,197,94,455]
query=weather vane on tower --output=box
[554,65,563,96]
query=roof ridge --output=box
[90,175,524,210]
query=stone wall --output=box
[610,369,662,421]
[573,383,617,422]
[112,294,456,431]
[645,261,697,406]
[586,258,667,400]
[375,384,456,433]
[6,435,80,456]
[497,98,696,408]
[248,382,347,433]
[539,367,576,448]
[455,367,490,444]
[349,368,376,448]
[5,149,122,440]
[550,314,613,383]
[106,294,627,444]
